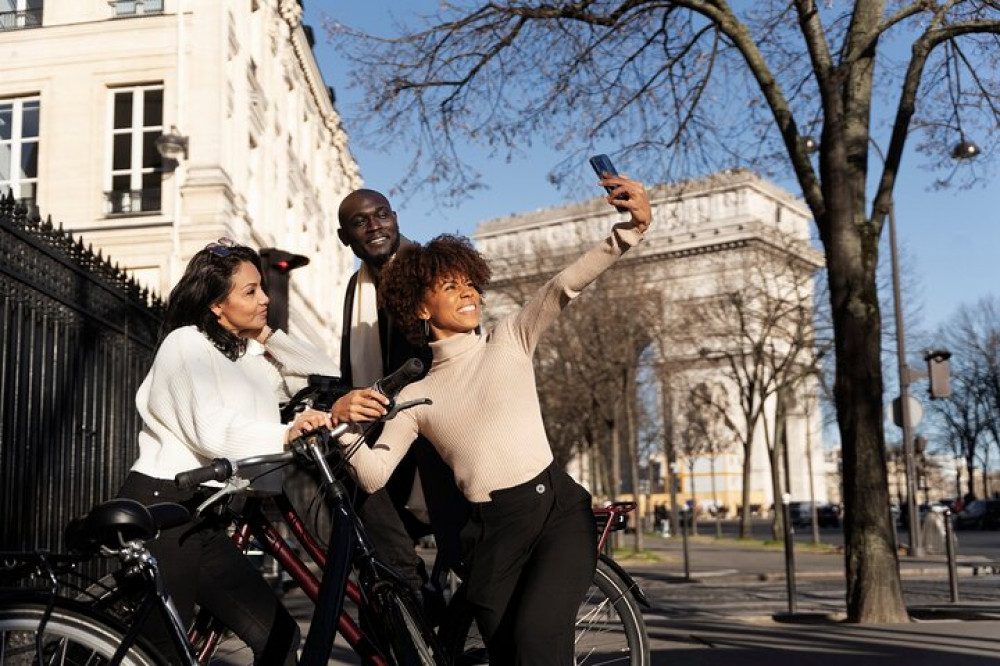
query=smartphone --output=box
[589,154,629,203]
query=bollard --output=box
[944,509,959,603]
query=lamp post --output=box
[802,134,978,557]
[158,0,187,284]
[155,126,189,284]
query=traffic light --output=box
[259,248,309,332]
[924,349,952,400]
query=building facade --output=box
[0,0,358,351]
[474,169,829,512]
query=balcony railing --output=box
[0,8,43,31]
[111,0,164,17]
[105,188,161,215]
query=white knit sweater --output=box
[130,326,339,480]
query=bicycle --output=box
[0,498,199,665]
[31,358,649,665]
[0,361,442,666]
[181,369,651,665]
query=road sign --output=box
[889,395,923,428]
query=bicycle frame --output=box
[189,444,425,666]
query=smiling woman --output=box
[343,175,653,664]
[112,240,388,664]
[210,260,271,338]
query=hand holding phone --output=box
[589,154,629,205]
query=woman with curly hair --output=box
[345,174,652,665]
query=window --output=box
[105,85,163,215]
[0,0,42,31]
[0,96,40,203]
[111,0,163,17]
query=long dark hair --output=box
[159,244,263,360]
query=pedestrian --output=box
[343,174,653,664]
[116,239,385,664]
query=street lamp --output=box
[801,134,979,556]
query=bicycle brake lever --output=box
[194,477,251,517]
[385,398,432,420]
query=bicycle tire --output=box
[372,583,449,666]
[442,558,650,666]
[0,595,167,666]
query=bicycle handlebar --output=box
[175,458,234,490]
[373,357,424,401]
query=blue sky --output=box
[304,2,998,339]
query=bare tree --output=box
[681,380,735,537]
[331,1,1000,623]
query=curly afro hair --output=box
[378,234,492,346]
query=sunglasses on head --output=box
[205,237,238,257]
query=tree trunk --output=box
[660,377,681,537]
[824,208,908,622]
[739,444,754,539]
[711,456,722,538]
[688,460,699,536]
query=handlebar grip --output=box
[175,458,233,489]
[373,358,424,400]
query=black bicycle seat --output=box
[65,499,189,553]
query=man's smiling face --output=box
[337,190,401,267]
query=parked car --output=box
[954,499,1000,530]
[786,502,841,528]
[817,503,841,528]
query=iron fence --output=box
[0,192,163,551]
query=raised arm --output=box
[505,176,652,353]
[259,328,341,399]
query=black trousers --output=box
[117,472,299,666]
[461,463,598,665]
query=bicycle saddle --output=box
[65,499,190,553]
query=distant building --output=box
[474,169,828,511]
[0,0,359,350]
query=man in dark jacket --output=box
[337,189,466,594]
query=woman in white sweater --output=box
[353,174,652,665]
[117,239,385,664]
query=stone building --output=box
[0,0,358,351]
[474,169,829,512]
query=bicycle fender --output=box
[599,553,650,608]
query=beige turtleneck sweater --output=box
[346,222,644,502]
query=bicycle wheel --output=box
[443,558,650,665]
[370,583,449,666]
[0,596,166,666]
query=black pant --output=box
[460,463,598,665]
[117,472,299,666]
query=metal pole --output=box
[887,202,923,556]
[944,509,959,603]
[781,493,798,614]
[680,506,690,581]
[170,0,185,284]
